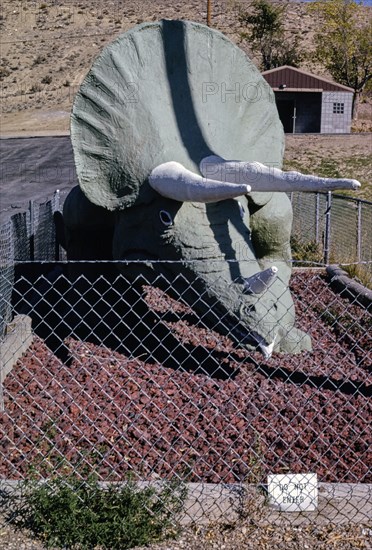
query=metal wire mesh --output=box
[0,260,371,531]
[330,196,359,262]
[0,191,371,541]
[290,192,372,270]
[361,201,372,265]
[0,221,14,339]
[291,191,320,244]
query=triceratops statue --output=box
[62,20,360,358]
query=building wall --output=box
[321,92,353,133]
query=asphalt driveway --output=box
[0,135,77,225]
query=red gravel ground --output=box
[0,271,371,483]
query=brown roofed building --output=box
[262,66,354,134]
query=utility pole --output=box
[207,0,212,26]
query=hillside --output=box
[1,1,371,200]
[1,0,370,133]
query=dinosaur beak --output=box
[259,337,277,359]
[244,266,278,294]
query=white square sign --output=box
[268,473,318,511]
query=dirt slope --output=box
[1,0,370,134]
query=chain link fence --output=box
[0,193,371,545]
[0,258,371,534]
[290,191,372,268]
[0,191,64,339]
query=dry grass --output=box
[284,133,372,202]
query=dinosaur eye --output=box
[159,210,173,226]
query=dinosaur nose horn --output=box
[149,161,251,203]
[244,266,278,294]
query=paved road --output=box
[0,135,77,225]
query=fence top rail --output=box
[3,259,372,268]
[332,194,372,206]
[291,191,372,206]
[1,190,371,232]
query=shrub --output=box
[41,75,52,84]
[291,235,323,265]
[29,83,42,93]
[32,55,46,66]
[341,263,372,290]
[4,474,187,549]
[0,65,11,79]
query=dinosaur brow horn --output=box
[200,155,361,193]
[149,161,251,203]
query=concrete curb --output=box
[0,480,370,527]
[326,265,372,310]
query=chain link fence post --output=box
[324,191,332,264]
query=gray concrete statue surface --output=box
[63,20,360,358]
